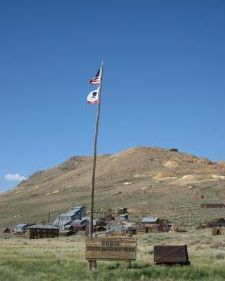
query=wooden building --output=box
[52,206,86,230]
[139,217,170,233]
[207,218,225,228]
[212,227,222,235]
[27,224,59,239]
[69,217,89,233]
[201,204,225,209]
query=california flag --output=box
[87,87,99,104]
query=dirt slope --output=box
[1,147,225,228]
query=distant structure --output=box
[27,224,59,239]
[169,148,178,152]
[119,214,129,221]
[140,216,170,233]
[14,223,34,234]
[212,227,222,235]
[201,204,225,209]
[207,218,225,228]
[141,216,159,224]
[52,206,87,230]
[69,217,89,233]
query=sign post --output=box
[86,236,137,268]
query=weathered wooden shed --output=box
[212,227,222,235]
[207,218,225,228]
[201,204,225,209]
[141,216,159,233]
[27,224,59,239]
[70,217,89,232]
[140,217,170,233]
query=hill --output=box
[1,146,225,229]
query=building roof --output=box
[207,218,225,226]
[62,206,85,217]
[70,206,85,210]
[106,224,127,232]
[119,208,128,211]
[15,223,29,228]
[211,218,225,223]
[14,223,33,230]
[70,217,89,226]
[120,221,135,227]
[142,216,159,223]
[27,224,59,230]
[120,214,128,217]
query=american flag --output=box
[90,68,101,85]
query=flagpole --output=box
[89,62,104,240]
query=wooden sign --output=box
[86,237,137,261]
[201,204,225,208]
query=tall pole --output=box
[48,211,50,224]
[89,62,104,238]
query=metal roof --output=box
[15,223,28,228]
[63,206,85,217]
[14,223,34,230]
[70,217,89,227]
[27,224,59,230]
[142,216,159,223]
[106,224,127,232]
[72,217,89,223]
[70,206,84,210]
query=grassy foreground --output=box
[1,229,225,281]
[1,260,225,281]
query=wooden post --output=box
[48,211,51,224]
[125,261,131,269]
[88,260,92,270]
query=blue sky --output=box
[0,0,224,191]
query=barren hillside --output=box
[1,147,225,228]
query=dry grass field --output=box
[1,229,225,280]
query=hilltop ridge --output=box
[0,146,225,228]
